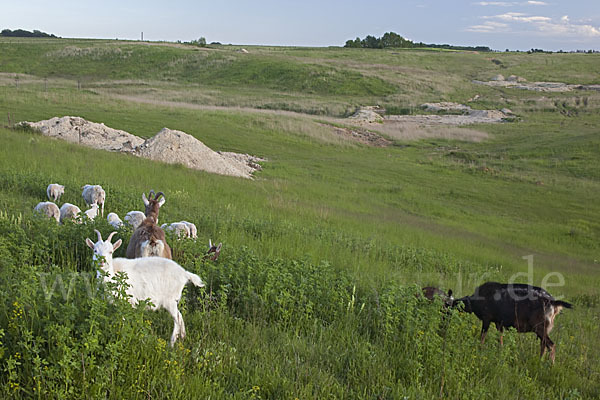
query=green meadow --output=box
[0,38,599,398]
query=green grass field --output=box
[0,38,599,399]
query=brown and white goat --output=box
[126,190,172,259]
[421,286,454,307]
[455,282,572,362]
[203,239,222,261]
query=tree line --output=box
[344,32,491,52]
[1,29,58,38]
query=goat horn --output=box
[94,229,102,242]
[106,232,118,243]
[149,189,155,199]
[155,191,165,200]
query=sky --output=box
[1,0,599,51]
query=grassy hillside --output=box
[0,38,599,398]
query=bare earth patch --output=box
[326,125,392,147]
[343,104,505,142]
[473,75,600,92]
[19,116,263,179]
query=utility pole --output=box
[141,32,143,41]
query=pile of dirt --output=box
[473,76,600,92]
[348,106,384,123]
[19,116,263,179]
[21,116,144,152]
[135,128,262,178]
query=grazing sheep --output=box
[455,282,572,362]
[126,191,172,259]
[83,203,100,220]
[46,184,65,202]
[85,229,205,346]
[179,221,197,239]
[107,212,123,229]
[59,203,82,224]
[33,201,60,223]
[161,222,191,239]
[124,211,145,230]
[82,184,106,216]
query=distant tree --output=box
[361,35,381,49]
[0,28,57,38]
[381,32,412,48]
[344,37,362,48]
[189,37,207,47]
[343,32,490,52]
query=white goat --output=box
[107,212,123,229]
[59,203,82,224]
[46,184,65,202]
[83,203,99,220]
[85,230,205,346]
[179,221,198,239]
[124,211,145,230]
[161,222,191,239]
[33,201,60,223]
[82,184,106,217]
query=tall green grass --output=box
[0,39,599,398]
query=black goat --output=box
[455,282,572,362]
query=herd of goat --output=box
[33,183,572,361]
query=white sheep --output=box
[83,203,99,220]
[46,184,65,202]
[33,201,60,223]
[107,212,123,229]
[161,222,191,239]
[85,230,205,346]
[124,211,145,230]
[179,221,198,239]
[82,184,106,217]
[59,203,82,224]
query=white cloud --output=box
[474,1,517,5]
[493,13,551,22]
[473,12,600,38]
[466,21,510,32]
[474,1,548,5]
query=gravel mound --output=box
[19,116,263,179]
[348,106,384,123]
[21,116,144,152]
[136,128,262,178]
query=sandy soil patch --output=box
[473,75,600,92]
[345,104,499,142]
[19,116,263,179]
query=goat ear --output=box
[85,238,95,249]
[142,192,149,206]
[216,243,222,252]
[158,197,165,207]
[112,239,122,251]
